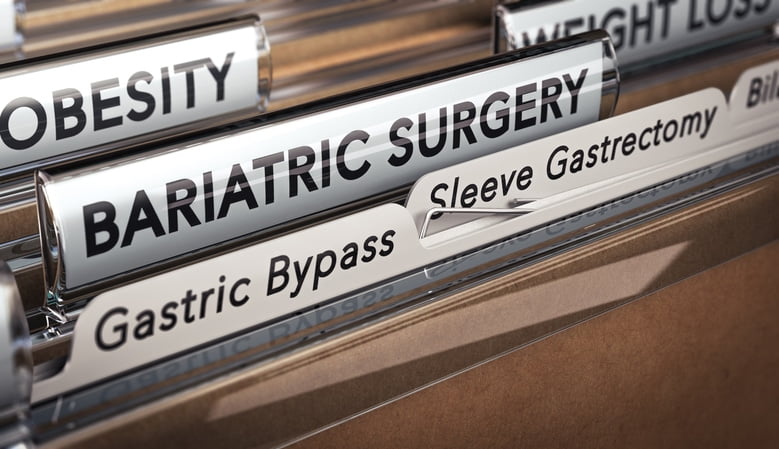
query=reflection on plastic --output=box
[205,241,688,420]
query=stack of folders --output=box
[0,1,777,447]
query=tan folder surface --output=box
[293,241,779,449]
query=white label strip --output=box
[32,87,779,402]
[406,88,728,234]
[0,0,17,53]
[0,21,261,173]
[33,203,421,402]
[729,58,779,132]
[39,39,608,293]
[498,0,779,66]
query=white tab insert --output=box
[498,0,779,66]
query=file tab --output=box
[36,32,618,302]
[496,0,779,67]
[406,89,729,234]
[32,203,421,402]
[729,59,779,129]
[0,18,269,181]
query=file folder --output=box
[25,74,779,444]
[0,1,776,447]
[36,170,779,449]
[290,241,779,449]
